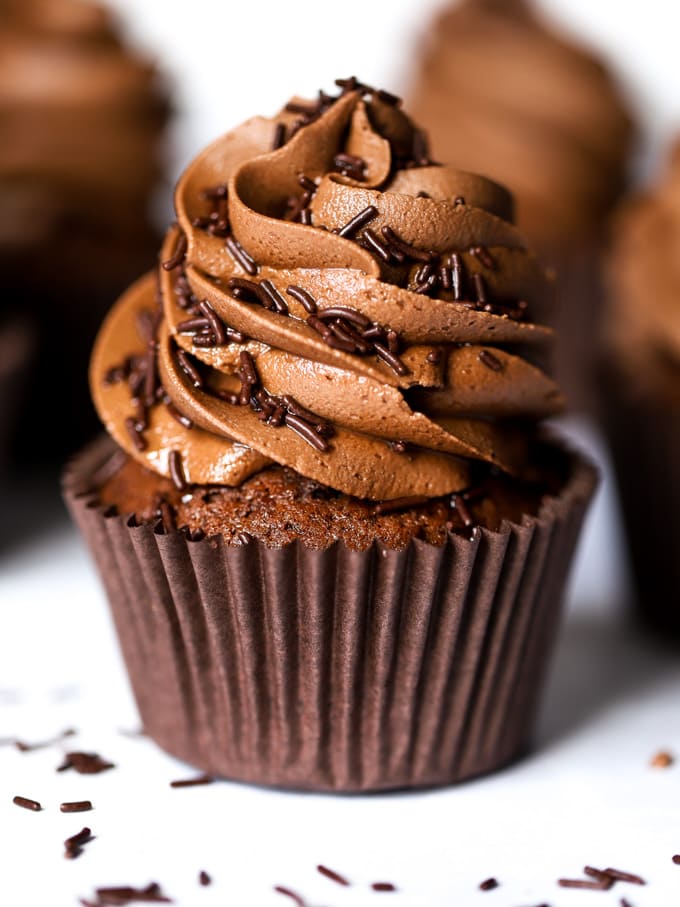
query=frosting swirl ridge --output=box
[91,83,563,501]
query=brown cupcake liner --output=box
[601,368,680,635]
[63,436,596,792]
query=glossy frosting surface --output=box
[91,83,563,500]
[607,142,680,384]
[408,0,634,245]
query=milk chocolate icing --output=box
[408,0,634,245]
[0,0,166,254]
[607,142,680,384]
[91,81,563,501]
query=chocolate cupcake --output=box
[0,316,32,475]
[602,142,680,636]
[0,0,169,461]
[407,0,636,408]
[64,79,596,791]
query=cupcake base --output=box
[64,437,596,792]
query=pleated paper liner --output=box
[601,366,680,636]
[64,436,596,792]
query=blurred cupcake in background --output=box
[407,0,636,409]
[603,142,680,637]
[0,0,170,465]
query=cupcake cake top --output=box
[408,0,635,245]
[607,142,680,384]
[91,78,563,502]
[0,0,167,251]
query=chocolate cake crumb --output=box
[13,795,42,811]
[650,750,674,768]
[97,448,563,551]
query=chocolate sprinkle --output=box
[374,342,409,376]
[61,801,93,813]
[85,882,172,905]
[176,349,203,388]
[225,236,258,276]
[380,225,434,263]
[601,868,646,886]
[673,855,680,865]
[558,877,612,890]
[479,878,499,891]
[316,865,349,886]
[165,401,193,430]
[260,279,289,315]
[273,886,306,905]
[64,826,93,860]
[161,232,187,272]
[198,871,211,887]
[333,152,367,180]
[169,774,213,788]
[479,349,504,372]
[197,300,227,345]
[361,227,392,262]
[125,417,147,452]
[57,752,115,775]
[338,205,379,238]
[168,450,187,492]
[469,245,496,270]
[286,285,318,314]
[13,795,42,811]
[371,882,397,892]
[373,495,429,515]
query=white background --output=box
[105,0,680,183]
[2,2,680,905]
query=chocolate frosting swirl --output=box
[408,0,634,245]
[91,84,563,501]
[0,0,167,251]
[607,142,680,379]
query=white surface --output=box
[1,420,680,907]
